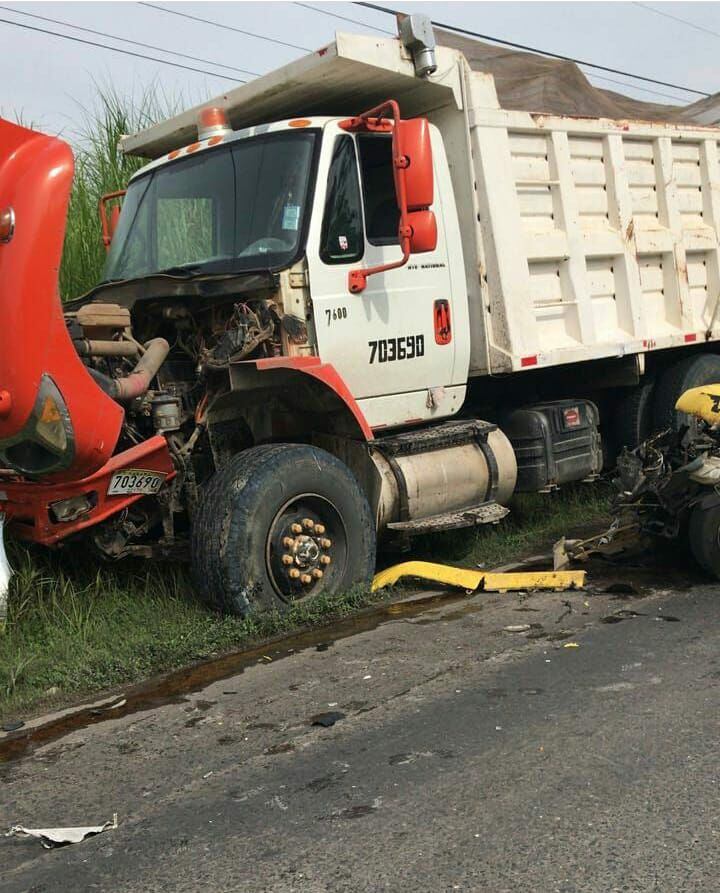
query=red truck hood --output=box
[0,118,123,480]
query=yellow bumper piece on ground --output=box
[371,561,586,593]
[675,383,720,425]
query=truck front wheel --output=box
[191,444,376,616]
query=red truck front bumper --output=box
[0,436,175,546]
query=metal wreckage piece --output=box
[0,513,12,627]
[559,383,720,572]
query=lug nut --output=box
[320,538,332,549]
[320,555,331,566]
[291,523,303,534]
[289,568,301,579]
[282,536,295,548]
[281,554,294,566]
[312,569,324,580]
[314,524,326,535]
[300,573,313,585]
[302,518,315,530]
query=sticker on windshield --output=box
[282,204,300,231]
[338,235,348,251]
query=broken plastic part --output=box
[371,561,586,593]
[0,513,11,627]
[5,813,118,848]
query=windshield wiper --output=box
[156,264,205,277]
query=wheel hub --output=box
[276,516,333,588]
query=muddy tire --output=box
[688,503,720,579]
[191,444,376,616]
[653,354,720,433]
[610,380,655,455]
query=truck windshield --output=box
[104,131,317,281]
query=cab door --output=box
[306,122,462,430]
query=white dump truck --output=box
[2,17,720,615]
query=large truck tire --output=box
[688,503,720,579]
[653,354,720,432]
[191,444,376,616]
[610,380,655,455]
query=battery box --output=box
[501,399,602,492]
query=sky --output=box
[3,0,720,141]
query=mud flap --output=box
[0,513,12,626]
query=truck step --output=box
[386,502,509,535]
[374,419,497,457]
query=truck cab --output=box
[105,113,469,430]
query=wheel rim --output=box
[265,493,348,602]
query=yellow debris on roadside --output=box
[371,560,585,593]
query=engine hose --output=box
[111,338,170,401]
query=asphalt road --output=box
[2,557,719,892]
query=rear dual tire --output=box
[191,444,376,616]
[689,503,720,579]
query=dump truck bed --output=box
[121,32,720,376]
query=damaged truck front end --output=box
[0,120,177,616]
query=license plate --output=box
[107,469,166,496]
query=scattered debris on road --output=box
[5,814,118,848]
[372,561,585,593]
[1,720,24,732]
[311,711,346,728]
[503,624,531,633]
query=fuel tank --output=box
[0,119,123,480]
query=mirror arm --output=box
[341,100,412,295]
[98,189,126,252]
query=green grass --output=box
[0,486,609,721]
[58,86,179,299]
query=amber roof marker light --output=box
[0,207,15,243]
[197,106,232,141]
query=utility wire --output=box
[633,2,720,42]
[587,74,692,103]
[139,2,311,53]
[293,1,393,34]
[355,0,710,97]
[0,15,244,81]
[0,4,260,78]
[294,0,688,102]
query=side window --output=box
[357,134,399,246]
[320,135,364,264]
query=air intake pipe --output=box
[90,338,170,403]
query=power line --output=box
[355,1,710,98]
[0,15,244,81]
[297,0,699,104]
[587,73,692,103]
[633,2,720,42]
[139,2,311,53]
[293,1,393,34]
[0,5,260,78]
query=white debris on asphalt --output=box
[6,813,118,848]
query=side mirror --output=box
[99,190,126,252]
[397,118,434,211]
[408,210,437,254]
[397,118,437,255]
